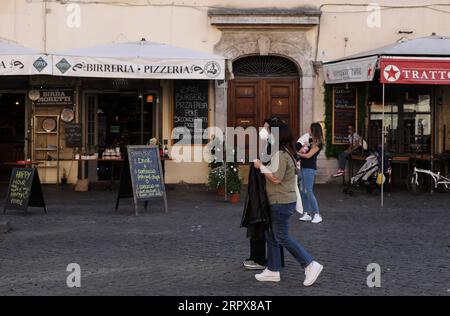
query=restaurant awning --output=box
[322,35,450,206]
[51,39,226,80]
[323,35,450,84]
[0,41,52,76]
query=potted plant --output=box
[207,135,226,195]
[226,163,242,204]
[208,165,225,195]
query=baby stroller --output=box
[343,148,390,196]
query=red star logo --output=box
[386,66,398,79]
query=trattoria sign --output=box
[381,57,450,85]
[0,55,52,75]
[52,56,225,80]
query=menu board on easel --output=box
[173,80,209,145]
[115,146,168,215]
[332,87,358,145]
[3,168,47,215]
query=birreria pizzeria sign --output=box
[380,56,450,85]
[52,56,225,80]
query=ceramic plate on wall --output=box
[61,108,75,123]
[42,118,57,132]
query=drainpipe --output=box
[308,10,322,134]
[43,0,48,52]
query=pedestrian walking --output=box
[241,117,284,270]
[253,122,323,286]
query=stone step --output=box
[0,221,11,234]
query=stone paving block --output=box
[0,221,10,234]
[0,184,448,295]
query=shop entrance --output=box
[228,55,300,136]
[85,92,158,181]
[0,93,26,182]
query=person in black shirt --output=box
[298,123,324,224]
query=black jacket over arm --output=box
[241,165,271,239]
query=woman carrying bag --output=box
[253,122,323,287]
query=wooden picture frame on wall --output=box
[332,86,358,145]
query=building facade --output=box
[1,0,450,184]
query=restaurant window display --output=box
[368,84,432,155]
[0,93,26,181]
[86,92,157,181]
[30,88,77,184]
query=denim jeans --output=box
[299,168,320,214]
[266,202,314,271]
[338,151,350,170]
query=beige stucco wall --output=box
[2,0,450,184]
[2,1,450,56]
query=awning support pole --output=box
[223,80,228,202]
[381,83,385,208]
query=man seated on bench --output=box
[333,123,362,177]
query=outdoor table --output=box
[3,161,43,168]
[76,157,172,190]
[435,153,450,175]
[76,158,124,190]
[390,156,410,186]
[342,154,367,189]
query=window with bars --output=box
[232,55,299,77]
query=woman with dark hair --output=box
[253,122,323,286]
[242,116,283,271]
[298,123,324,224]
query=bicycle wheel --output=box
[406,173,430,194]
[437,175,450,193]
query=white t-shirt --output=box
[298,133,311,146]
[349,133,362,147]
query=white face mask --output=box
[259,128,269,141]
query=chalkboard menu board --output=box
[118,146,168,215]
[332,87,358,144]
[65,123,82,148]
[173,80,209,145]
[3,168,46,214]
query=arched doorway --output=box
[228,55,300,136]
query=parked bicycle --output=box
[407,166,450,194]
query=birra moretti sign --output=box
[380,57,450,85]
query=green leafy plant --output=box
[226,163,242,195]
[208,166,225,189]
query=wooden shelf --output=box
[36,165,58,169]
[33,114,61,185]
[35,131,58,135]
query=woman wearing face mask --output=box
[241,117,283,270]
[253,122,323,286]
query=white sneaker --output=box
[333,169,345,177]
[255,268,281,282]
[243,260,266,270]
[311,214,323,224]
[299,213,312,222]
[303,261,323,287]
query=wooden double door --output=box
[228,78,299,138]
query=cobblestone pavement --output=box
[0,184,448,296]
